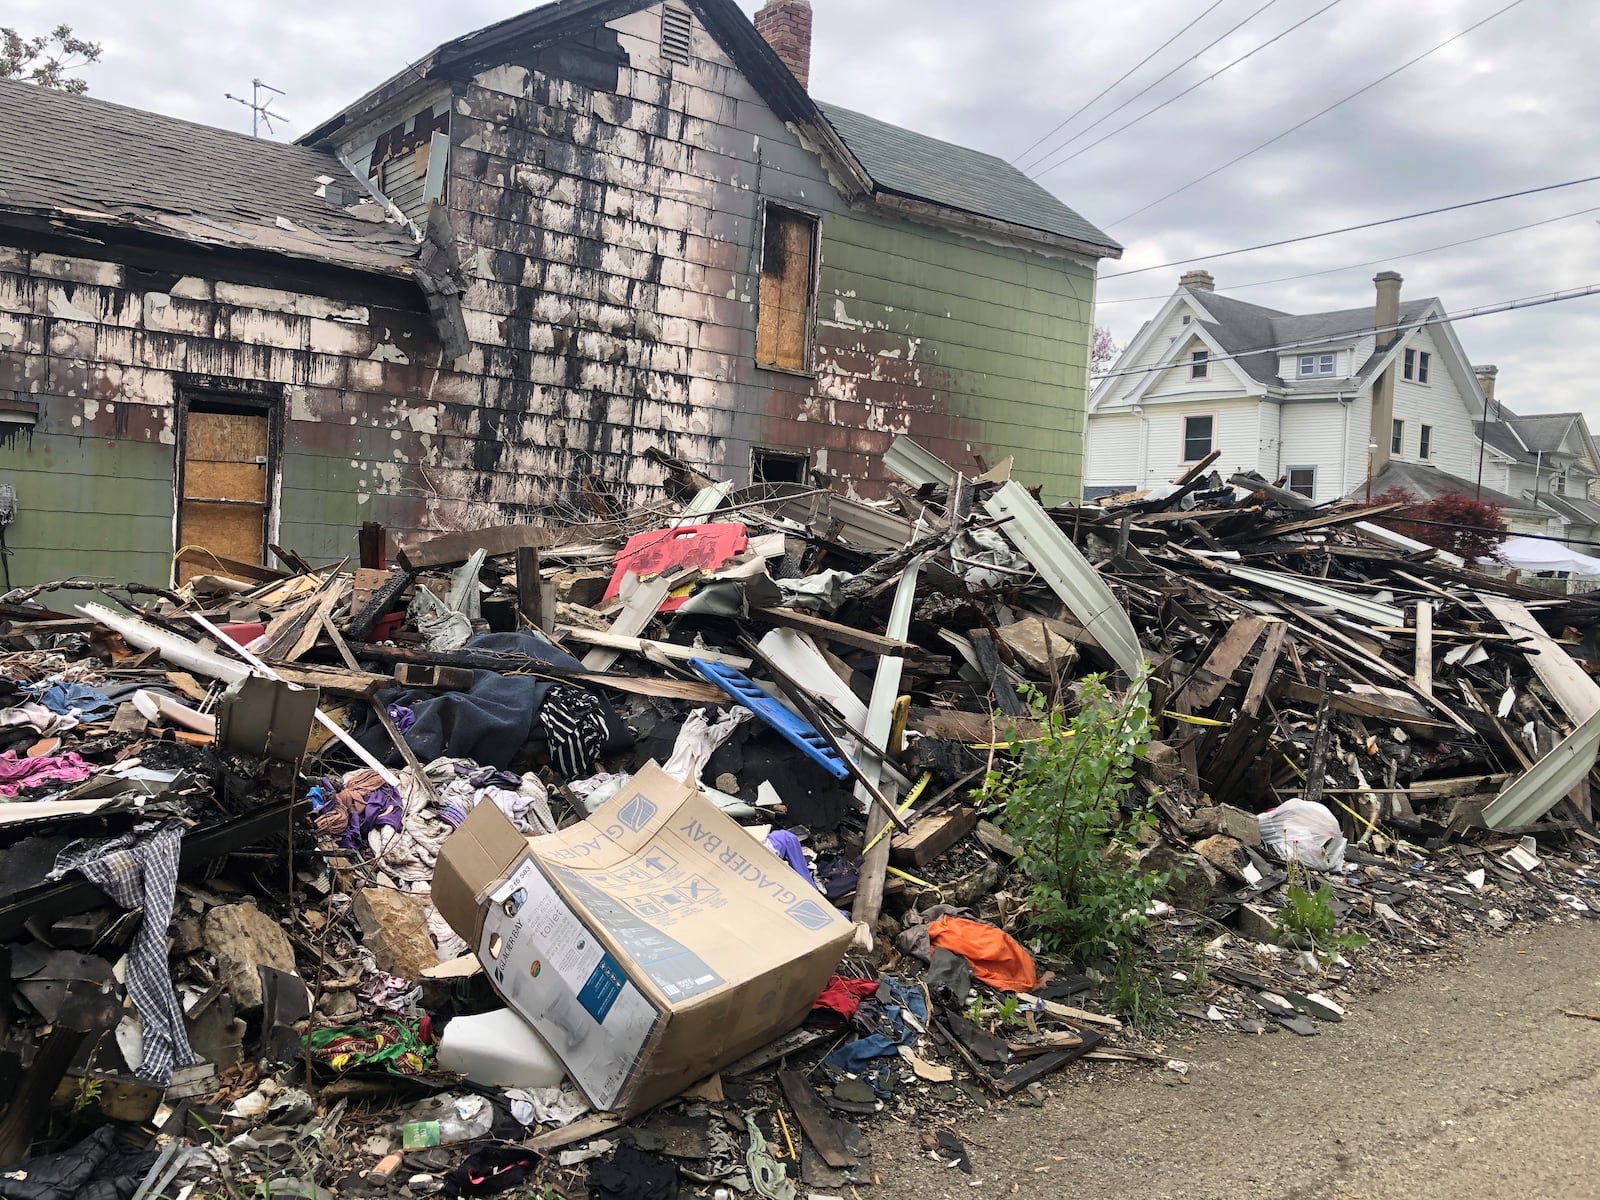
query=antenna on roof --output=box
[226,79,289,138]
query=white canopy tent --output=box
[1496,535,1600,577]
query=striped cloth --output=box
[49,823,200,1085]
[540,688,610,780]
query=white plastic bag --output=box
[1258,799,1347,872]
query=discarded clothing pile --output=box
[0,749,95,797]
[0,1126,160,1200]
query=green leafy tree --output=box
[981,672,1168,962]
[1,25,102,94]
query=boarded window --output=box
[1183,414,1214,462]
[177,395,276,584]
[757,206,819,372]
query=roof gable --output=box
[301,0,1118,256]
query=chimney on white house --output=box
[1179,269,1215,292]
[755,0,813,89]
[1370,271,1404,473]
[1476,364,1499,407]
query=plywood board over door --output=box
[178,402,273,584]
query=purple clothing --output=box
[340,784,405,851]
[765,830,815,886]
[0,749,94,797]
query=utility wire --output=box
[1010,0,1229,167]
[1107,0,1532,227]
[1090,282,1600,385]
[1031,0,1344,179]
[1101,171,1600,280]
[1097,204,1600,303]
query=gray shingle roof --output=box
[818,102,1121,255]
[1507,413,1579,456]
[1185,289,1436,390]
[1475,420,1532,463]
[1350,459,1534,514]
[0,77,417,274]
[1540,492,1600,527]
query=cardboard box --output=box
[433,763,853,1115]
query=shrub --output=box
[980,673,1168,963]
[1372,485,1507,564]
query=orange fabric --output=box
[927,915,1038,993]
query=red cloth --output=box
[928,915,1038,993]
[810,976,879,1023]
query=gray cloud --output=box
[8,0,1598,420]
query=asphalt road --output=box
[873,917,1600,1200]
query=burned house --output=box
[0,0,1119,586]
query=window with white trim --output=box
[1287,466,1317,498]
[1419,424,1433,461]
[1183,414,1214,462]
[1403,348,1432,383]
[1392,419,1404,456]
[1190,350,1209,381]
[1297,353,1337,378]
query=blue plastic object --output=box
[688,658,851,781]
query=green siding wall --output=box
[818,213,1096,503]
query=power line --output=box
[1100,171,1600,280]
[1107,0,1532,227]
[1030,0,1343,179]
[1090,282,1600,385]
[1010,0,1229,167]
[1097,204,1600,304]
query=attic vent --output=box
[662,7,693,64]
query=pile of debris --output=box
[0,436,1597,1195]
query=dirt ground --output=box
[871,917,1600,1200]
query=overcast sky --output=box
[9,0,1598,420]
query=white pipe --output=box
[188,612,401,788]
[78,602,400,788]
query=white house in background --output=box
[1086,269,1543,525]
[1473,379,1600,544]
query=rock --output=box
[1140,844,1221,912]
[1192,834,1251,884]
[1144,741,1186,788]
[172,916,204,954]
[997,617,1079,677]
[1234,902,1282,944]
[353,887,438,982]
[1215,804,1263,848]
[203,899,296,1013]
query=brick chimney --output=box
[1179,269,1215,292]
[1475,364,1499,407]
[755,0,813,89]
[1369,271,1403,473]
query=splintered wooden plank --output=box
[1186,616,1269,709]
[1479,594,1600,723]
[582,572,679,673]
[1241,620,1288,717]
[778,1070,857,1168]
[751,607,918,656]
[1415,601,1434,699]
[891,809,978,868]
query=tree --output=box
[1092,327,1119,376]
[1,25,102,94]
[1372,486,1508,564]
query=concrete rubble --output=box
[0,439,1598,1192]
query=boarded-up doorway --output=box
[177,396,277,584]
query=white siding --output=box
[1085,415,1142,490]
[1258,402,1281,481]
[1280,400,1355,502]
[1391,327,1478,478]
[1138,398,1264,485]
[1343,391,1373,498]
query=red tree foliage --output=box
[1371,486,1508,564]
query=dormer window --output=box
[1297,352,1336,378]
[1190,350,1209,381]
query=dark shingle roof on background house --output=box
[818,102,1122,255]
[0,77,417,273]
[1507,413,1580,456]
[1540,492,1600,526]
[1476,420,1533,463]
[1181,288,1437,390]
[1350,459,1534,513]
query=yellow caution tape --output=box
[1163,711,1231,727]
[862,772,933,855]
[886,865,942,898]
